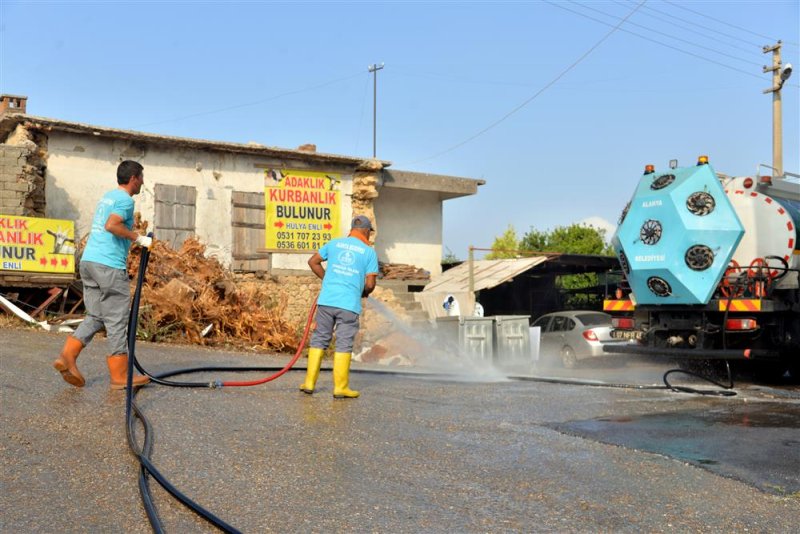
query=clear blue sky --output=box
[2,0,798,260]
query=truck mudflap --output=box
[601,344,781,360]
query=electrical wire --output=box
[407,0,647,165]
[613,0,768,56]
[662,0,799,48]
[133,71,365,129]
[392,67,538,88]
[546,0,766,81]
[568,0,763,67]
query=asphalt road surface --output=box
[2,328,799,532]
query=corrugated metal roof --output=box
[423,257,550,293]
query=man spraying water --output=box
[301,215,379,398]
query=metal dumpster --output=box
[493,315,531,363]
[434,316,461,353]
[435,316,494,360]
[458,316,495,361]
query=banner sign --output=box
[0,215,76,273]
[264,169,341,252]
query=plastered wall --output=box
[44,132,355,269]
[373,187,443,277]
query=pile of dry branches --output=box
[127,234,298,352]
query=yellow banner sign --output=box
[264,169,341,252]
[0,215,76,273]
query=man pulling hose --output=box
[53,160,153,389]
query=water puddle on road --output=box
[548,402,800,496]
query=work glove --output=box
[134,235,153,249]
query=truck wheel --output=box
[561,346,577,369]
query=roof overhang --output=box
[0,112,388,168]
[423,257,550,293]
[381,169,484,200]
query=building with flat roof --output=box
[1,95,483,280]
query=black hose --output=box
[125,241,242,533]
[662,365,736,396]
[121,245,756,531]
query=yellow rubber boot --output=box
[300,347,324,394]
[107,354,150,389]
[333,352,359,399]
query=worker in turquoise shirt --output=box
[53,160,153,389]
[301,215,379,398]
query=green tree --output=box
[486,224,519,259]
[519,223,614,308]
[519,228,547,252]
[520,223,613,255]
[547,224,613,255]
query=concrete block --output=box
[6,181,32,193]
[0,189,22,199]
[0,149,24,161]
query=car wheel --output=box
[561,346,577,369]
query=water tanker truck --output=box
[604,156,800,379]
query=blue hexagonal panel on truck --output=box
[611,164,744,305]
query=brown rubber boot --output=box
[53,336,86,387]
[107,354,150,390]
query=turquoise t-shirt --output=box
[317,236,379,315]
[81,188,135,270]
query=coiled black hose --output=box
[125,241,242,533]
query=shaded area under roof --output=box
[424,254,620,294]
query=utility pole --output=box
[762,41,789,177]
[368,63,384,158]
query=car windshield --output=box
[575,313,611,326]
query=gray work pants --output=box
[73,261,131,355]
[310,305,360,353]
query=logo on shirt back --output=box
[338,250,355,266]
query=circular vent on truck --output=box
[640,219,662,245]
[686,192,715,216]
[647,277,672,297]
[685,245,715,271]
[650,174,675,190]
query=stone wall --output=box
[235,273,412,355]
[237,272,322,328]
[0,124,47,217]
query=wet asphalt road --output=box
[2,328,799,533]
